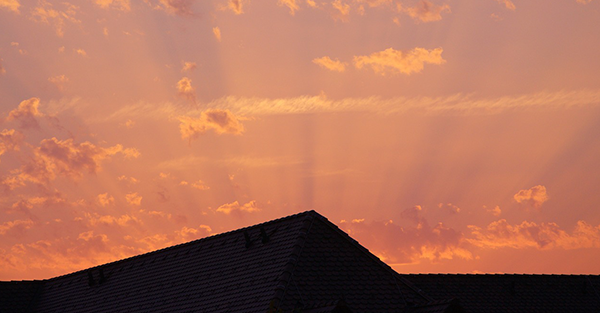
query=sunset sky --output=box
[2,0,600,280]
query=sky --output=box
[1,0,600,280]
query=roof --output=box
[402,273,600,313]
[1,210,453,313]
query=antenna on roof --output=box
[244,230,252,248]
[260,227,269,244]
[87,270,96,287]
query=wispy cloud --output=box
[178,109,244,142]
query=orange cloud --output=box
[216,200,260,214]
[86,212,141,226]
[357,0,392,7]
[577,0,592,3]
[354,47,446,75]
[48,75,69,91]
[0,0,20,13]
[332,0,350,21]
[181,61,197,73]
[468,219,600,250]
[125,192,142,206]
[174,225,212,242]
[213,27,222,42]
[97,193,115,207]
[75,49,87,57]
[6,98,44,130]
[340,212,471,264]
[176,77,196,103]
[94,0,130,11]
[496,0,515,10]
[158,0,195,16]
[514,185,548,209]
[30,2,81,37]
[0,219,34,236]
[0,57,5,74]
[438,202,461,214]
[486,205,502,216]
[399,0,450,23]
[0,129,23,162]
[2,138,130,189]
[227,0,244,14]
[313,56,347,72]
[178,109,244,142]
[191,180,210,190]
[278,0,300,15]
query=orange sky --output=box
[1,0,600,280]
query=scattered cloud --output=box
[0,219,34,236]
[0,0,20,13]
[0,57,5,74]
[468,219,600,250]
[158,0,195,16]
[212,27,221,42]
[227,0,244,14]
[313,56,347,72]
[486,205,502,217]
[48,75,69,91]
[496,0,516,10]
[354,47,446,75]
[175,225,212,241]
[514,185,548,209]
[438,203,461,214]
[97,193,115,207]
[181,61,197,73]
[178,109,244,142]
[118,175,139,185]
[399,0,450,23]
[332,0,350,21]
[176,77,196,103]
[216,200,260,214]
[6,98,44,130]
[0,129,23,162]
[75,49,87,57]
[340,211,471,264]
[125,192,142,206]
[278,0,300,15]
[2,138,131,189]
[30,1,81,37]
[94,0,131,11]
[191,180,210,190]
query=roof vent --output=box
[260,227,269,244]
[244,230,252,248]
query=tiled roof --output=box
[0,280,44,312]
[1,211,451,313]
[402,273,600,313]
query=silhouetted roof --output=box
[0,211,455,313]
[402,273,600,313]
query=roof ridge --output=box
[8,210,317,283]
[405,273,600,277]
[308,213,434,303]
[269,211,317,311]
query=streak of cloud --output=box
[212,27,221,42]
